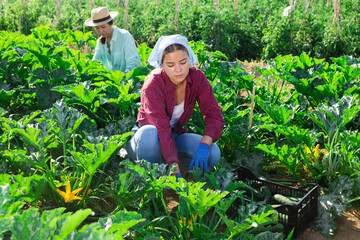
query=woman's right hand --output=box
[175,173,183,180]
[189,142,210,173]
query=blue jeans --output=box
[125,125,220,168]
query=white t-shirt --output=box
[170,101,184,128]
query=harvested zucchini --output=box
[273,194,302,205]
[270,204,282,208]
[240,184,264,200]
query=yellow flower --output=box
[314,144,320,159]
[304,145,311,155]
[244,103,251,108]
[313,144,328,161]
[179,214,198,232]
[321,149,328,156]
[56,181,83,203]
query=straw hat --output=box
[85,7,118,26]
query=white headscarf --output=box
[147,34,198,69]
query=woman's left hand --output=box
[189,142,210,173]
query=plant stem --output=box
[247,84,256,151]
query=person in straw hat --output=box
[85,7,141,72]
[125,34,225,180]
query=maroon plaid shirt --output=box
[137,67,225,165]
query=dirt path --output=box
[296,209,360,239]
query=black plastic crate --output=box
[234,166,319,238]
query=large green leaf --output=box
[166,178,228,218]
[43,100,88,147]
[10,207,92,240]
[217,212,252,237]
[12,174,46,204]
[101,81,140,112]
[11,208,44,240]
[13,120,55,153]
[30,25,56,40]
[256,98,296,125]
[71,140,122,176]
[69,223,108,240]
[308,95,360,141]
[69,210,144,239]
[276,125,311,146]
[137,42,152,66]
[110,170,151,208]
[0,184,24,218]
[68,82,103,107]
[54,209,93,240]
[99,211,145,236]
[0,89,15,107]
[40,208,67,239]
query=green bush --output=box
[1,0,360,61]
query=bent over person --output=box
[85,7,141,72]
[126,34,225,179]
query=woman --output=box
[85,7,141,72]
[126,34,225,179]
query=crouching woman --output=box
[126,34,225,179]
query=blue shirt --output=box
[92,27,141,72]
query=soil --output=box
[296,208,360,240]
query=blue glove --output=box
[189,142,209,173]
[174,173,183,182]
[175,173,183,179]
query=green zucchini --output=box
[273,194,302,205]
[240,184,264,200]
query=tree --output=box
[55,0,62,19]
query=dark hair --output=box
[161,44,189,64]
[100,20,114,44]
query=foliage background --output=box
[1,1,360,239]
[1,0,360,61]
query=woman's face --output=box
[94,23,113,38]
[161,50,190,86]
